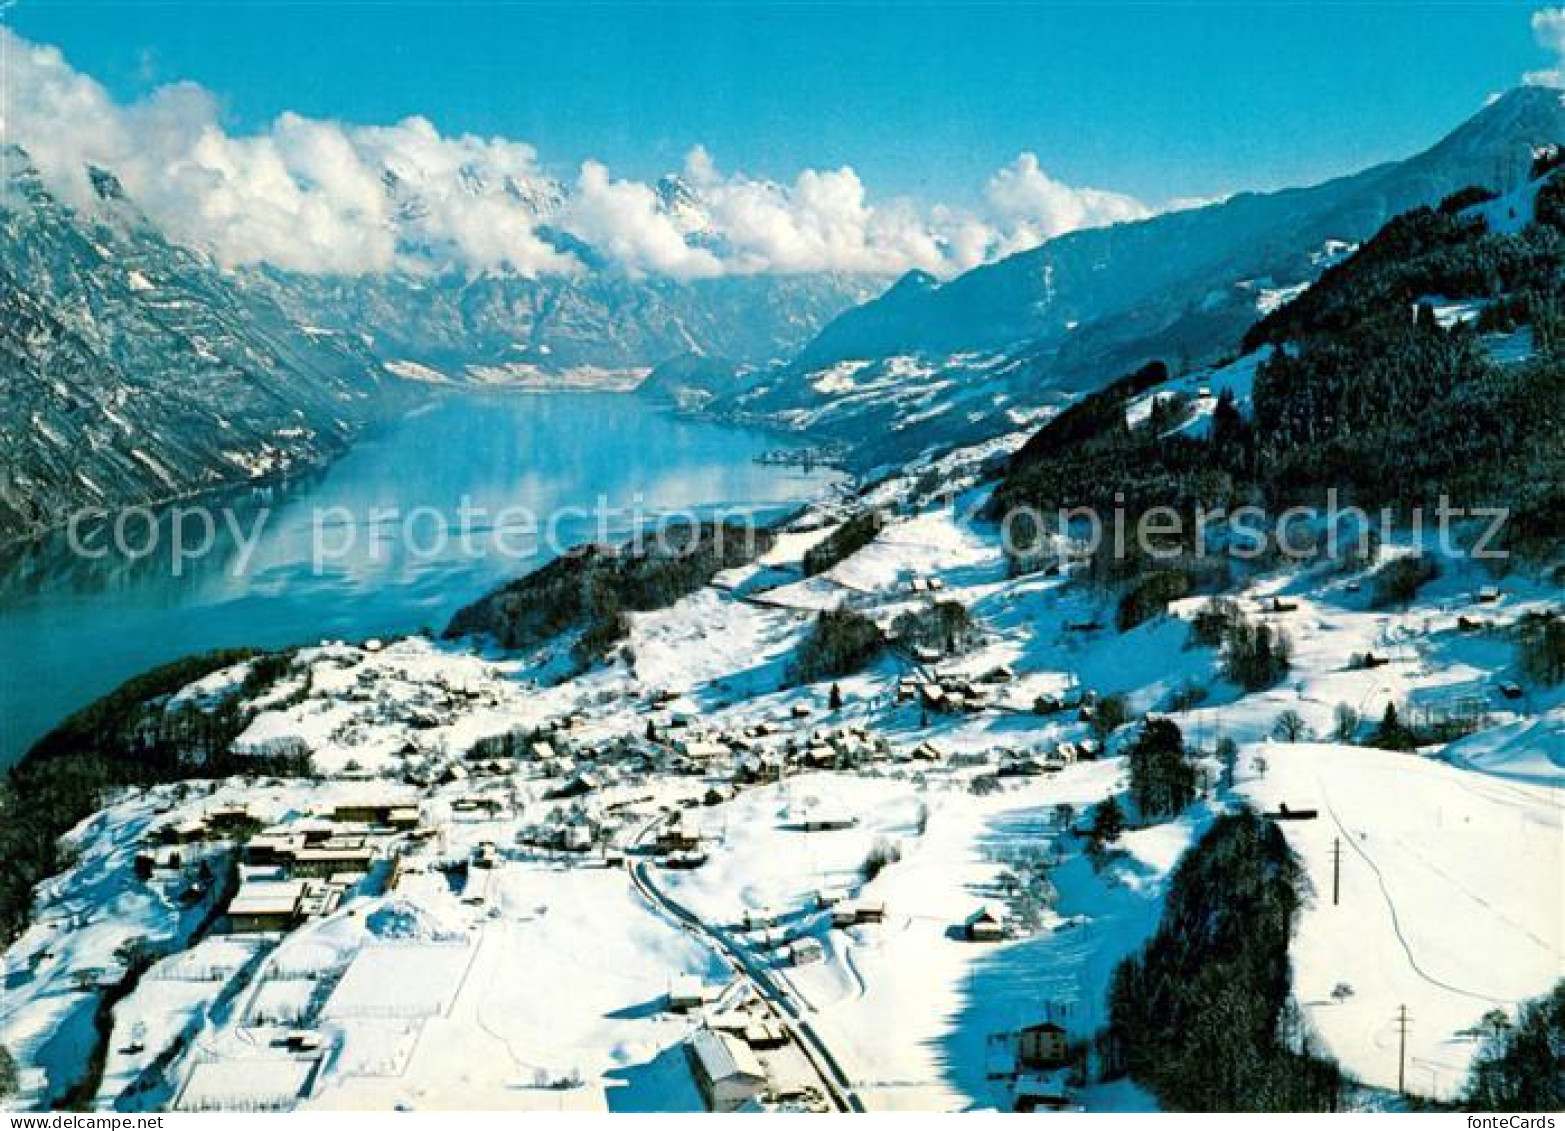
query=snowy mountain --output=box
[236,166,883,382]
[715,87,1565,467]
[0,147,879,542]
[0,149,393,544]
[243,267,881,385]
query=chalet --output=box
[688,1028,768,1112]
[1269,597,1299,613]
[1498,681,1525,701]
[796,808,856,832]
[159,817,210,845]
[667,974,708,1012]
[331,802,388,825]
[786,937,825,966]
[963,903,1006,943]
[1475,586,1501,604]
[203,806,256,834]
[790,704,812,719]
[547,772,600,800]
[1266,803,1319,822]
[743,1021,789,1050]
[227,880,306,933]
[679,739,729,763]
[289,838,376,879]
[1016,1021,1069,1070]
[831,900,885,928]
[742,906,786,932]
[664,849,708,869]
[910,741,943,762]
[802,744,837,769]
[656,812,704,853]
[813,887,849,910]
[331,802,419,830]
[1014,1070,1076,1112]
[734,755,784,785]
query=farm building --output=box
[688,1028,768,1112]
[656,812,705,853]
[1014,1069,1076,1112]
[786,937,825,966]
[1016,1021,1069,1070]
[831,900,885,928]
[667,974,709,1012]
[226,881,306,933]
[963,903,1006,942]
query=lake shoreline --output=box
[0,390,845,769]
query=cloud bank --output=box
[1525,7,1565,88]
[0,29,1151,279]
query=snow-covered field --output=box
[2,456,1559,1113]
[1239,742,1560,1100]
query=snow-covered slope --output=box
[4,457,1557,1112]
[712,87,1565,466]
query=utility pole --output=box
[1395,1005,1411,1096]
[1332,837,1341,906]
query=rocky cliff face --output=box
[0,150,392,543]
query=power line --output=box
[1332,836,1341,907]
[1395,1004,1411,1096]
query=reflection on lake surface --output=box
[0,392,841,767]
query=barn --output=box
[688,1028,768,1112]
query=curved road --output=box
[626,855,865,1112]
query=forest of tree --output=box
[802,509,885,576]
[790,607,887,683]
[443,521,776,666]
[0,649,306,943]
[1106,810,1343,1111]
[991,175,1564,565]
[1124,716,1199,819]
[1463,981,1564,1111]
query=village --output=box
[1,442,1560,1113]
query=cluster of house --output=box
[670,979,821,1111]
[898,666,1013,714]
[994,738,1098,778]
[213,801,416,933]
[643,716,923,784]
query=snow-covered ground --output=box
[2,450,1560,1113]
[1239,742,1560,1100]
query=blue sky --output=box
[5,1,1549,206]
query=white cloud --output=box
[1525,7,1565,88]
[564,160,722,278]
[983,153,1152,256]
[0,29,1150,279]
